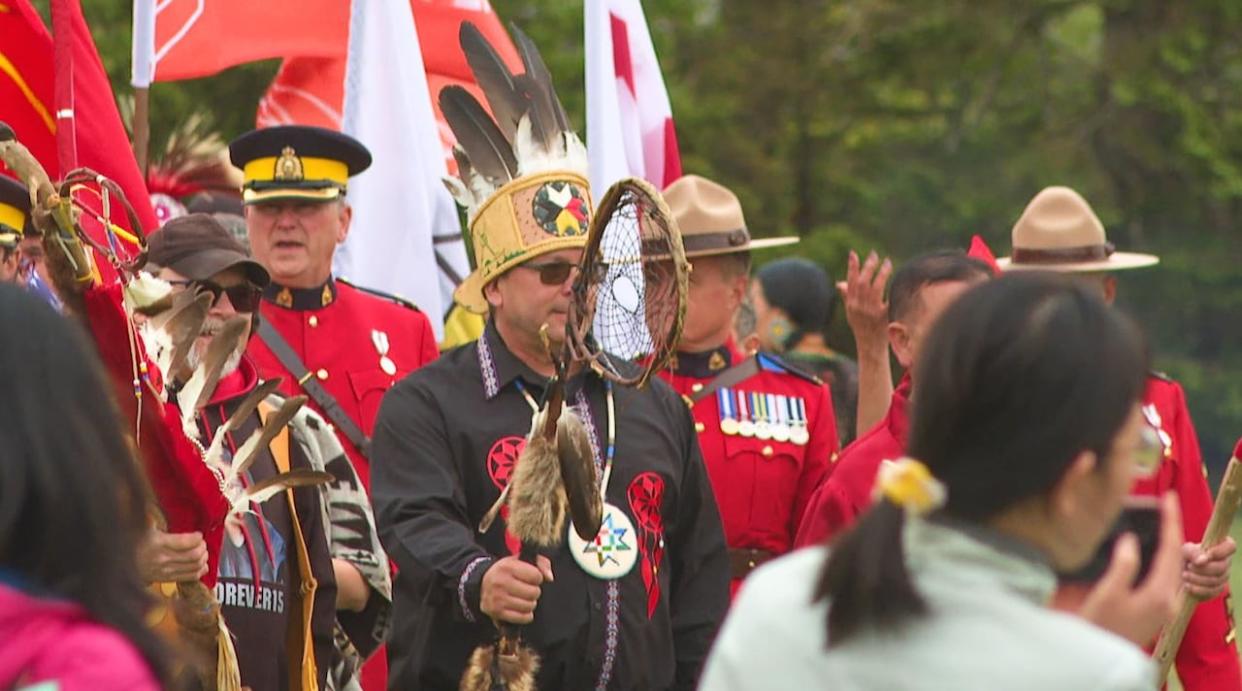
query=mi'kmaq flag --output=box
[585,0,683,193]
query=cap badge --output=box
[275,146,305,182]
[532,180,589,237]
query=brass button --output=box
[761,445,774,457]
[691,382,704,393]
[316,368,329,381]
[695,422,705,433]
[308,315,319,328]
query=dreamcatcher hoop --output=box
[566,177,689,388]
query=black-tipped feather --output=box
[459,22,525,142]
[440,86,518,183]
[510,24,570,134]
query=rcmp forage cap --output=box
[228,125,372,205]
[0,176,33,250]
[148,213,270,287]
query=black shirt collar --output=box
[479,319,590,401]
[263,276,338,310]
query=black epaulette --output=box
[757,352,823,386]
[338,277,421,311]
[1149,369,1173,383]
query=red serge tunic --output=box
[658,341,839,593]
[1133,375,1241,691]
[246,277,439,491]
[794,375,911,548]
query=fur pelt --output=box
[507,427,567,548]
[460,641,540,691]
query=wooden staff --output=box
[1152,441,1242,682]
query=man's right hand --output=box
[480,555,554,625]
[137,529,208,584]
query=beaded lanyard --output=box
[513,378,616,493]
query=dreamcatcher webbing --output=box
[567,178,687,387]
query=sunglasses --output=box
[169,279,263,312]
[517,261,608,286]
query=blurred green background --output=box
[36,0,1241,474]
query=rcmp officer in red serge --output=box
[230,125,439,691]
[657,174,839,594]
[230,125,439,491]
[999,186,1240,691]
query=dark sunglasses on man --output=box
[168,279,263,312]
[517,260,609,286]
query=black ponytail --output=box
[815,501,926,646]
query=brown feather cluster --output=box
[460,642,540,691]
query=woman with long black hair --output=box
[0,285,171,689]
[702,272,1184,690]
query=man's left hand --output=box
[1182,537,1236,600]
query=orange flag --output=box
[135,0,347,84]
[256,0,521,173]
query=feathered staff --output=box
[0,122,329,690]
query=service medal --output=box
[718,388,739,435]
[790,425,810,446]
[737,390,756,437]
[752,392,772,440]
[770,394,791,443]
[568,502,638,580]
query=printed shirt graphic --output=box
[199,403,295,691]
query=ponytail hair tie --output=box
[875,457,947,516]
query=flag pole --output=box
[131,0,155,173]
[133,86,150,173]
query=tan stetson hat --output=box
[998,186,1158,272]
[663,175,798,257]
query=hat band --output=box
[1011,242,1114,265]
[0,204,26,236]
[242,155,349,188]
[681,228,751,254]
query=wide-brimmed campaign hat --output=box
[663,175,798,258]
[148,213,270,287]
[228,125,372,205]
[997,186,1158,273]
[0,176,32,249]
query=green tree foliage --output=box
[57,0,1242,470]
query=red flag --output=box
[0,0,58,180]
[257,0,521,173]
[142,0,347,82]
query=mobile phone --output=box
[1058,498,1161,584]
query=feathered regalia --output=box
[443,23,689,691]
[0,123,327,691]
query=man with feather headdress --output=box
[371,21,729,691]
[138,214,392,691]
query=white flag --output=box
[585,0,683,193]
[337,0,469,340]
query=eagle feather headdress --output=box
[441,23,588,221]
